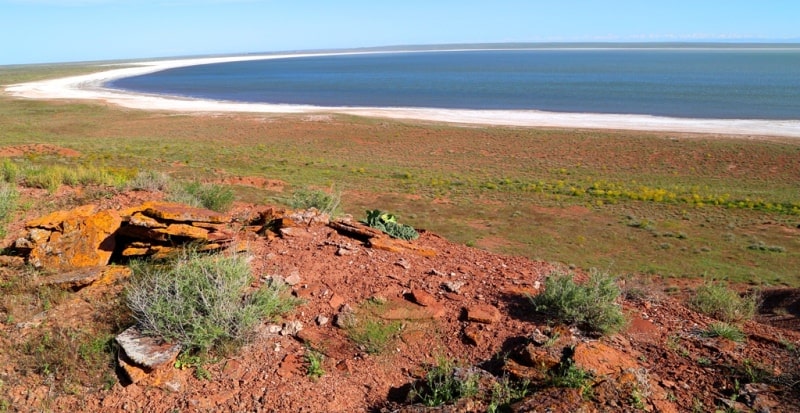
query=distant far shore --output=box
[5,52,800,138]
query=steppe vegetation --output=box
[0,63,799,411]
[1,63,798,287]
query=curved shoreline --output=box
[5,52,800,138]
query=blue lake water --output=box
[109,48,800,120]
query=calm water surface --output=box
[109,49,800,120]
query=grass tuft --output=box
[529,270,626,335]
[287,187,341,216]
[702,321,746,342]
[689,282,757,323]
[167,181,235,212]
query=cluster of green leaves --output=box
[125,249,298,354]
[362,209,419,241]
[689,282,757,323]
[305,348,326,380]
[529,270,626,335]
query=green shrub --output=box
[410,358,480,407]
[125,250,297,353]
[702,322,746,342]
[288,188,341,216]
[529,270,626,335]
[362,209,419,241]
[689,282,757,323]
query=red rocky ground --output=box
[0,189,799,412]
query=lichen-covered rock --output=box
[139,201,230,223]
[22,206,121,270]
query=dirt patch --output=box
[211,176,286,192]
[0,144,81,158]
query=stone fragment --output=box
[380,298,446,320]
[328,293,345,310]
[280,320,303,336]
[465,304,501,324]
[37,266,119,290]
[316,315,329,326]
[128,212,166,228]
[116,225,170,242]
[443,281,465,293]
[122,246,151,257]
[25,205,95,230]
[463,323,485,347]
[368,236,437,257]
[572,342,639,377]
[116,326,181,369]
[155,223,209,239]
[334,305,357,328]
[284,270,301,286]
[141,201,230,223]
[410,289,439,307]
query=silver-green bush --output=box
[529,270,626,335]
[125,250,297,353]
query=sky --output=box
[1,0,799,65]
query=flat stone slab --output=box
[116,326,181,369]
[141,201,230,224]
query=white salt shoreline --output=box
[5,52,800,138]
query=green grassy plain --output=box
[1,63,799,286]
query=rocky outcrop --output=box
[116,201,237,259]
[15,205,121,270]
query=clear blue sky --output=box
[1,0,798,65]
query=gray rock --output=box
[116,326,181,369]
[280,320,303,336]
[442,281,465,293]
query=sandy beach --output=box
[5,52,800,138]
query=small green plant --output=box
[362,209,419,241]
[409,358,480,407]
[702,322,746,342]
[689,282,757,323]
[174,353,213,380]
[487,377,530,413]
[125,249,298,354]
[305,349,325,380]
[529,270,626,335]
[288,188,341,216]
[549,360,593,389]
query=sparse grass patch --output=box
[747,241,786,253]
[409,357,480,407]
[347,318,403,355]
[689,282,757,323]
[702,321,746,342]
[0,182,18,236]
[125,249,298,354]
[287,187,341,216]
[167,181,235,212]
[529,270,626,335]
[127,170,172,192]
